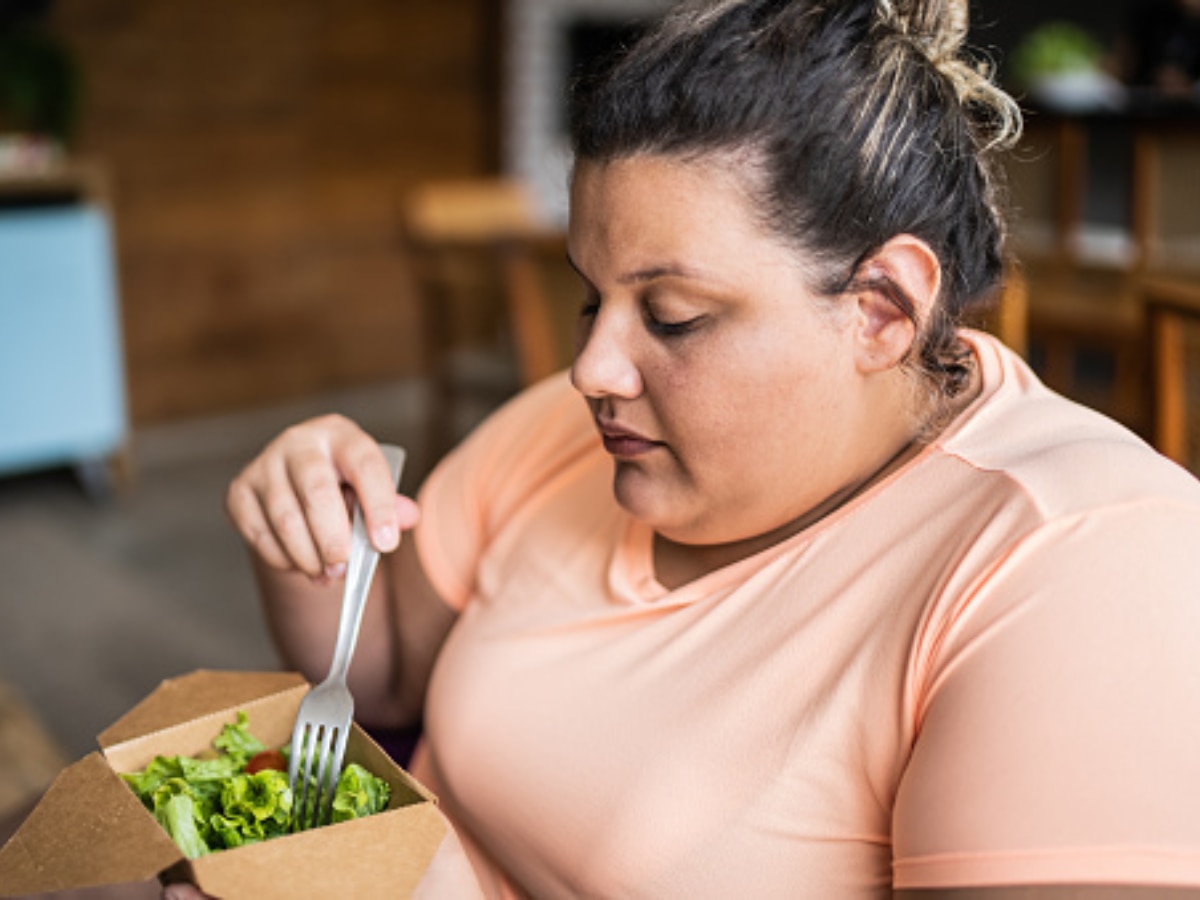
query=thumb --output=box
[396,493,421,533]
[365,493,420,554]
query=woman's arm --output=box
[892,501,1200,895]
[225,414,457,729]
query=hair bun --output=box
[876,0,966,65]
[876,0,1021,150]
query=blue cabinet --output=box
[0,202,129,486]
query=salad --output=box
[122,712,391,859]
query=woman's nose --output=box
[570,308,643,400]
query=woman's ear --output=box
[852,235,941,373]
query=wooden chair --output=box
[1004,112,1200,436]
[1141,274,1200,473]
[401,178,575,461]
[964,265,1029,357]
[1004,115,1151,432]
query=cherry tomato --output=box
[245,749,287,774]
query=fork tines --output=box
[290,719,350,831]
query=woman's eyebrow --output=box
[617,264,712,285]
[565,253,719,288]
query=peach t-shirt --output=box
[410,331,1200,898]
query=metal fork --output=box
[288,442,407,830]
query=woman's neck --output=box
[652,435,923,589]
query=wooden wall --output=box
[49,0,500,424]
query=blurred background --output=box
[1,0,1198,854]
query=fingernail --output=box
[163,885,193,900]
[373,525,398,550]
[325,562,346,579]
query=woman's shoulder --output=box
[461,370,598,472]
[420,370,602,527]
[941,333,1200,520]
[414,372,605,609]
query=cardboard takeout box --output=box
[0,670,446,898]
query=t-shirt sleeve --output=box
[892,498,1200,890]
[413,372,596,611]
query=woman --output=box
[197,0,1200,896]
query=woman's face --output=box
[568,154,904,547]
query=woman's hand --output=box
[225,415,419,581]
[162,885,210,900]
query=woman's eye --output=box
[574,296,600,353]
[647,314,704,338]
[577,288,600,321]
[644,289,705,338]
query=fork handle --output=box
[326,443,407,682]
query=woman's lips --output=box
[598,422,662,457]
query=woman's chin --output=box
[612,472,732,546]
[612,467,689,531]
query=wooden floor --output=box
[0,681,67,825]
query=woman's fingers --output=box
[226,449,328,579]
[286,443,356,576]
[261,455,329,578]
[225,475,294,572]
[224,415,413,579]
[328,432,405,553]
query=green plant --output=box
[1010,21,1105,89]
[0,21,79,144]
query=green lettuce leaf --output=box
[330,763,391,823]
[155,791,210,860]
[210,809,258,849]
[122,710,390,856]
[221,769,293,839]
[212,711,266,764]
[177,754,243,804]
[121,755,183,799]
[150,777,215,849]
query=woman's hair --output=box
[569,0,1022,402]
